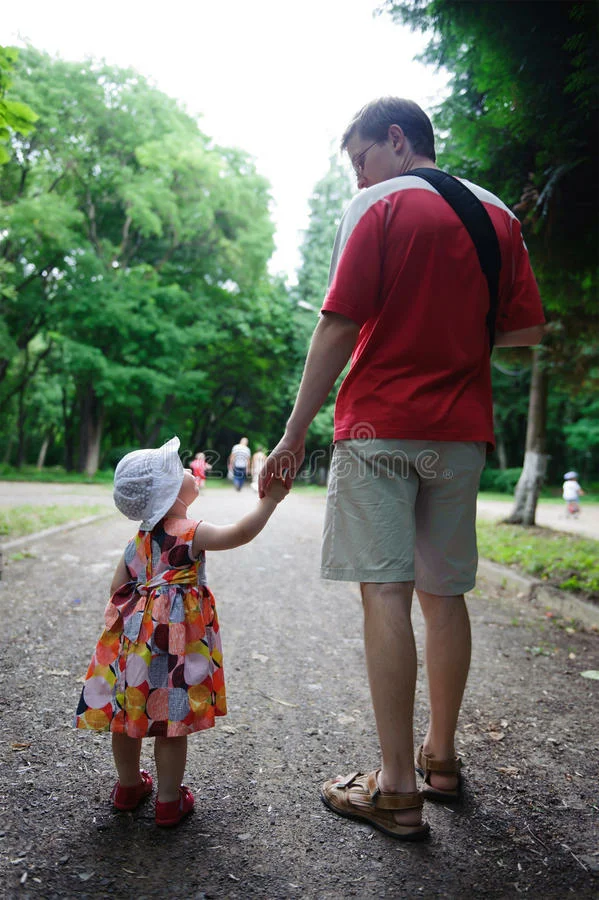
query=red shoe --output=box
[155,785,195,827]
[110,769,153,811]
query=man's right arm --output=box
[285,312,360,438]
[494,324,545,347]
[258,312,360,496]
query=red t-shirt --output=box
[321,175,544,448]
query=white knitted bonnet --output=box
[113,436,185,530]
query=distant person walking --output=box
[190,451,212,489]
[563,470,584,518]
[251,447,268,492]
[75,436,288,826]
[228,437,251,491]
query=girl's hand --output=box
[193,477,289,553]
[264,477,290,504]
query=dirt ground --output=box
[1,486,598,899]
[476,497,599,542]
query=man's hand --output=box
[258,312,359,499]
[258,430,306,498]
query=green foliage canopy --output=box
[381,0,598,333]
[0,46,38,165]
[380,0,599,479]
[0,47,298,474]
[292,155,354,458]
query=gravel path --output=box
[3,481,598,541]
[1,486,598,898]
[477,498,599,541]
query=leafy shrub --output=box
[479,467,522,494]
[477,520,599,597]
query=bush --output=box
[476,520,599,597]
[479,467,522,494]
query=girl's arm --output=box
[110,553,130,593]
[192,479,288,553]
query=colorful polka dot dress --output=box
[75,518,226,738]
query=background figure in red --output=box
[190,452,212,490]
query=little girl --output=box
[190,451,212,489]
[75,436,288,826]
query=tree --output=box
[382,0,599,522]
[1,47,291,475]
[292,155,354,471]
[0,46,37,164]
[295,154,354,311]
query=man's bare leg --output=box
[416,590,471,791]
[360,581,421,825]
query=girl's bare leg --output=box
[112,733,143,786]
[154,736,188,802]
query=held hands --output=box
[258,431,306,498]
[263,476,290,504]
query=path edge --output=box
[1,512,597,628]
[477,557,599,629]
[0,511,116,579]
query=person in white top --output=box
[250,447,268,492]
[562,470,584,517]
[228,437,251,491]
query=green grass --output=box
[0,464,114,485]
[476,519,599,597]
[0,504,107,541]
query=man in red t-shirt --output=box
[260,98,544,841]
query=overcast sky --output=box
[2,0,448,282]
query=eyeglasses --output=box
[351,140,379,176]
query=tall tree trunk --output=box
[62,386,75,471]
[504,349,548,525]
[144,418,165,449]
[79,385,104,477]
[496,433,508,470]
[16,384,27,468]
[36,431,51,469]
[3,432,14,464]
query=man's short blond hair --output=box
[342,97,436,163]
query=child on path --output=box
[190,451,212,489]
[563,470,584,518]
[75,436,288,826]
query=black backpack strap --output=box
[406,168,501,351]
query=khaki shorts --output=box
[321,439,486,595]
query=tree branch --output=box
[0,339,54,415]
[15,258,61,293]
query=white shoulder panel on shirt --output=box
[328,174,516,285]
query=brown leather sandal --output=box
[415,745,462,801]
[320,770,430,841]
